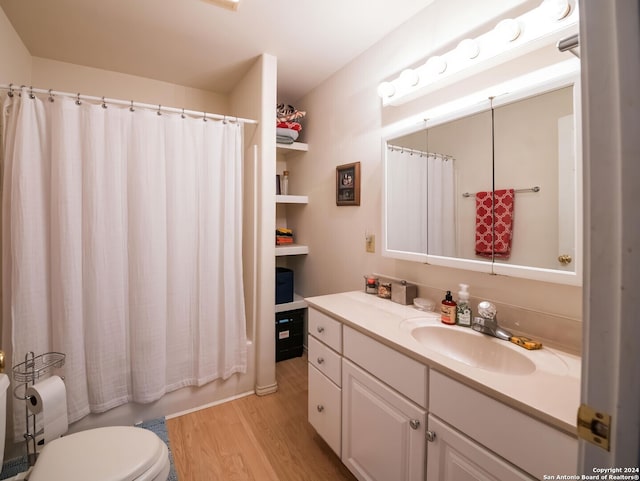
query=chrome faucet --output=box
[471,301,513,341]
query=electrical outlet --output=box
[366,234,375,253]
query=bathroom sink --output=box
[410,324,536,375]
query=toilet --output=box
[0,374,171,481]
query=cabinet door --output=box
[308,363,341,456]
[342,359,426,481]
[426,415,534,481]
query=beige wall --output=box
[291,0,582,350]
[0,7,31,85]
[31,57,229,115]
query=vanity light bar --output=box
[378,0,579,106]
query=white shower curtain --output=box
[2,89,247,436]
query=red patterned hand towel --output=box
[475,189,514,259]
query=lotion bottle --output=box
[456,284,472,327]
[441,290,457,325]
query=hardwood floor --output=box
[166,354,356,481]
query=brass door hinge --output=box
[577,404,611,451]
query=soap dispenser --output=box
[456,284,472,327]
[441,291,457,325]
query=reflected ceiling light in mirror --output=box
[377,0,579,106]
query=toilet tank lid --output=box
[28,426,168,481]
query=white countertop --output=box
[305,291,581,435]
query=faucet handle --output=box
[478,301,497,320]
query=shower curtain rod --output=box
[387,143,452,161]
[0,84,258,125]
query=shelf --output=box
[275,294,307,313]
[277,141,309,153]
[275,244,309,256]
[276,194,308,204]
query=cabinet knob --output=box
[426,431,436,442]
[409,419,420,430]
[317,405,324,413]
[317,357,324,364]
[317,326,325,333]
[558,254,572,265]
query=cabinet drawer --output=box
[308,363,341,456]
[308,308,342,353]
[429,370,577,480]
[343,325,427,408]
[308,335,341,386]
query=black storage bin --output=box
[275,267,294,304]
[275,309,305,362]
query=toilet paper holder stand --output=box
[12,351,66,466]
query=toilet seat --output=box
[28,426,170,481]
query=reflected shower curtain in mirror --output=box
[1,89,247,438]
[426,154,455,257]
[387,147,455,257]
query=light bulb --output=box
[540,0,571,20]
[377,81,396,99]
[399,69,420,88]
[457,38,480,59]
[495,19,521,42]
[425,56,447,75]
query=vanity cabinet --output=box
[307,308,343,456]
[306,302,578,481]
[342,359,426,481]
[426,414,533,481]
[428,370,577,480]
[341,325,427,481]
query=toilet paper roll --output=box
[26,375,68,441]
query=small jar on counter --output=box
[377,282,392,299]
[364,275,379,294]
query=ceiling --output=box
[1,0,435,103]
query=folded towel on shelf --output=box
[276,121,302,131]
[475,189,514,259]
[276,135,295,144]
[276,127,299,141]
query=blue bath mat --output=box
[138,417,179,481]
[0,417,178,480]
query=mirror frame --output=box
[382,63,582,286]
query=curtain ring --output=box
[48,89,54,102]
[75,93,82,105]
[29,86,35,99]
[157,104,162,116]
[8,84,14,98]
[222,115,227,124]
[101,97,107,109]
[181,108,185,119]
[129,100,135,112]
[203,112,207,122]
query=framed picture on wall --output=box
[336,162,361,206]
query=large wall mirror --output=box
[383,72,582,285]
